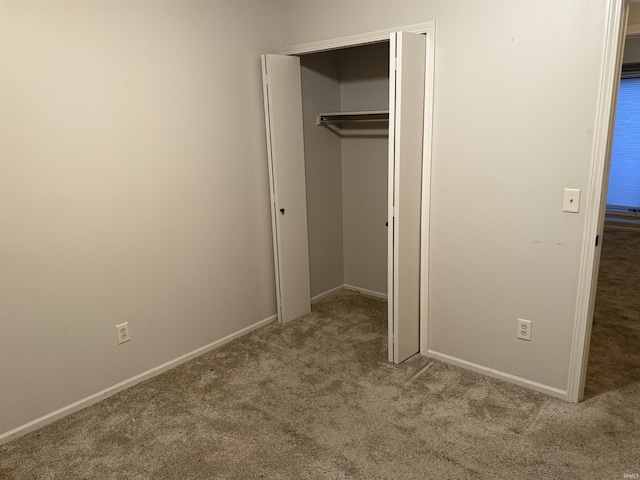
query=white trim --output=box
[427,350,567,400]
[311,284,389,302]
[344,284,388,300]
[261,55,284,324]
[0,314,277,446]
[280,22,436,56]
[420,24,436,357]
[311,284,345,303]
[388,32,398,363]
[627,23,640,36]
[567,0,628,403]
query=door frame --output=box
[566,0,629,402]
[279,22,436,358]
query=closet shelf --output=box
[316,110,389,126]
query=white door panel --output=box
[261,54,311,324]
[388,32,426,363]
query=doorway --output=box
[568,1,638,402]
[584,33,640,398]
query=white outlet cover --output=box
[517,318,532,341]
[116,322,130,344]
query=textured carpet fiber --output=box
[1,230,639,479]
[585,228,640,400]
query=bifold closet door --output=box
[388,32,426,364]
[261,54,311,324]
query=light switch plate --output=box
[563,188,581,213]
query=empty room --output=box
[1,0,639,478]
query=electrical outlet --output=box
[116,322,130,344]
[517,318,532,341]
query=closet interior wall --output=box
[300,42,390,299]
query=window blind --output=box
[607,76,640,212]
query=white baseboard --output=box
[311,284,388,303]
[0,314,277,446]
[311,285,345,303]
[427,350,567,400]
[344,284,388,300]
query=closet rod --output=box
[316,109,389,127]
[318,118,390,126]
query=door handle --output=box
[280,208,285,215]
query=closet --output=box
[302,43,389,306]
[261,32,427,364]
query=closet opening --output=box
[300,42,391,308]
[261,27,433,365]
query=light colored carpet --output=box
[585,228,640,399]
[0,230,639,479]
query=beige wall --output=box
[300,52,344,298]
[627,1,640,62]
[0,0,280,435]
[628,2,640,25]
[624,37,640,62]
[279,0,610,391]
[340,43,389,295]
